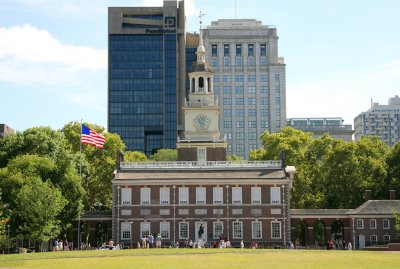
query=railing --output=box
[120,160,282,169]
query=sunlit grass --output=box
[0,248,399,269]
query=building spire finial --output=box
[196,11,206,63]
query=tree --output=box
[0,127,85,228]
[124,151,147,162]
[150,149,178,161]
[227,154,244,161]
[61,121,125,210]
[15,177,67,242]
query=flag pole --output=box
[78,119,83,251]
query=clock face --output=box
[194,114,210,130]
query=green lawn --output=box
[0,249,399,269]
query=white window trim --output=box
[370,234,377,245]
[370,219,377,229]
[179,222,189,239]
[141,187,151,205]
[121,187,132,205]
[160,187,170,205]
[383,234,390,244]
[383,219,390,229]
[196,187,206,204]
[213,221,224,239]
[270,187,281,204]
[160,222,170,239]
[213,187,223,204]
[271,221,282,239]
[232,221,243,239]
[251,187,261,204]
[179,187,189,204]
[357,219,364,229]
[140,222,151,238]
[121,222,131,240]
[232,187,242,204]
[252,221,262,239]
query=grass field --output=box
[0,249,399,269]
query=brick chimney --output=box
[365,190,372,201]
[389,190,396,200]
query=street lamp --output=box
[281,184,286,248]
[117,185,121,245]
[173,185,177,247]
[225,185,230,240]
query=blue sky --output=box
[1,0,400,132]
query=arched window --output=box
[207,77,211,92]
[199,77,204,92]
[191,78,195,93]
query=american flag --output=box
[81,124,105,148]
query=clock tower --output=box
[177,12,227,162]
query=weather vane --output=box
[199,11,206,30]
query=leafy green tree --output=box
[61,121,125,210]
[150,149,178,161]
[386,142,400,196]
[124,151,147,162]
[227,154,244,161]
[15,177,67,242]
[0,127,84,228]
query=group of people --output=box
[137,233,163,248]
[53,239,72,251]
[326,239,352,250]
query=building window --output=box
[232,187,242,204]
[356,219,364,229]
[270,187,281,204]
[248,44,254,56]
[196,187,206,204]
[236,87,244,95]
[214,75,219,82]
[261,120,268,129]
[275,74,280,81]
[248,57,254,66]
[249,132,257,140]
[370,235,377,245]
[179,187,188,204]
[140,222,151,238]
[225,132,232,140]
[233,221,243,239]
[179,222,189,239]
[212,44,218,57]
[214,222,224,239]
[224,121,232,128]
[160,187,170,204]
[370,219,377,229]
[160,222,170,239]
[249,121,256,128]
[248,86,255,94]
[223,98,232,105]
[236,44,242,56]
[271,221,281,239]
[383,219,390,229]
[224,109,232,117]
[260,57,267,66]
[121,188,132,205]
[223,75,231,82]
[260,44,266,56]
[236,132,244,140]
[235,75,244,82]
[251,187,261,204]
[236,57,242,67]
[249,144,257,151]
[248,98,256,105]
[252,221,262,239]
[236,121,244,128]
[383,235,390,244]
[141,187,151,205]
[248,110,256,117]
[121,222,131,240]
[211,58,218,67]
[224,44,230,56]
[197,148,206,162]
[248,74,256,82]
[236,109,244,117]
[224,57,230,67]
[213,187,223,204]
[236,144,244,152]
[260,74,268,82]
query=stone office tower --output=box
[202,19,287,159]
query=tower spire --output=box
[196,11,206,63]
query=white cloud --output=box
[0,24,106,85]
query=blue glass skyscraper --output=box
[108,1,186,155]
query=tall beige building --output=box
[203,19,286,159]
[354,95,400,146]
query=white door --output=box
[195,222,207,242]
[358,235,365,249]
